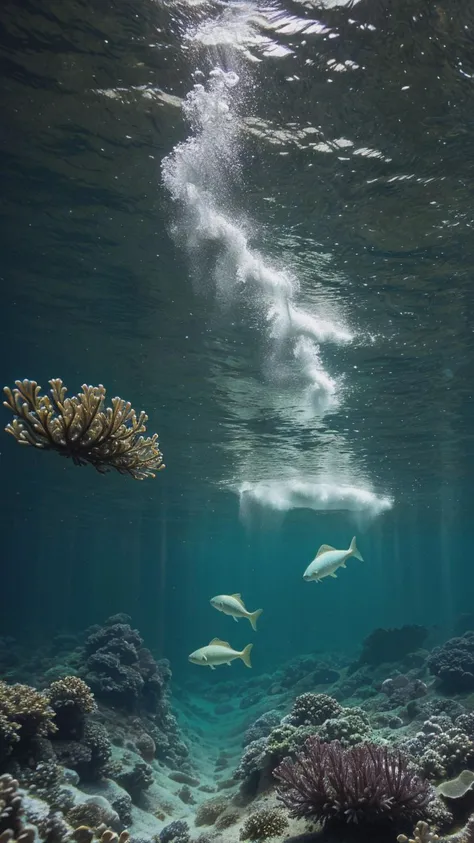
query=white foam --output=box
[239,478,393,521]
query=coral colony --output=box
[3,380,164,480]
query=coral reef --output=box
[0,774,34,842]
[53,722,111,781]
[115,761,153,802]
[381,675,428,708]
[67,799,118,830]
[286,693,342,727]
[194,797,228,826]
[274,736,432,827]
[399,715,474,780]
[19,762,72,814]
[159,820,190,843]
[0,682,57,763]
[3,379,164,480]
[81,618,170,717]
[35,810,70,843]
[317,706,371,746]
[239,808,288,841]
[235,693,376,795]
[355,625,428,668]
[48,678,97,740]
[397,821,439,842]
[134,734,155,763]
[243,713,281,748]
[214,809,240,830]
[428,634,474,692]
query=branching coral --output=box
[195,796,228,826]
[274,736,431,827]
[0,681,56,761]
[48,677,97,715]
[0,775,35,843]
[397,821,439,843]
[48,677,97,740]
[239,809,289,841]
[3,379,164,480]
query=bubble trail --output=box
[162,18,392,518]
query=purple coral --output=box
[274,736,431,827]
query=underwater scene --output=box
[2,1,474,843]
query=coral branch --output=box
[3,379,165,480]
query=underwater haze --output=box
[2,2,474,841]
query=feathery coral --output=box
[274,736,431,827]
[3,379,164,479]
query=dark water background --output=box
[1,0,474,678]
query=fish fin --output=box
[341,561,347,568]
[209,638,230,647]
[249,608,263,632]
[210,664,216,670]
[233,616,238,622]
[231,593,244,605]
[330,572,337,578]
[316,544,336,557]
[241,643,253,669]
[350,536,364,562]
[226,662,232,666]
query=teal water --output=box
[1,0,474,678]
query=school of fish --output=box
[188,536,364,669]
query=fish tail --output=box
[350,536,364,561]
[249,608,263,632]
[240,643,253,668]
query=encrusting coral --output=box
[3,379,164,480]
